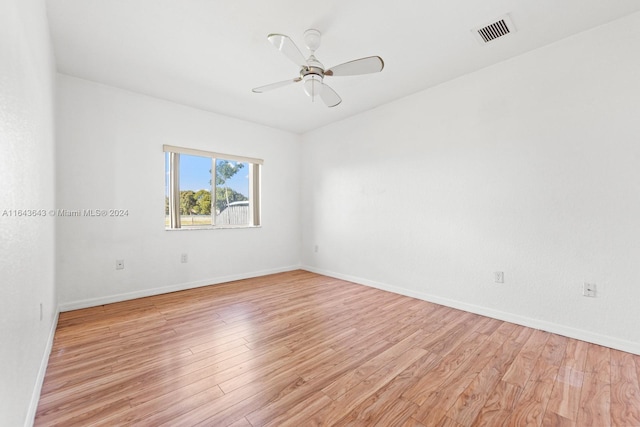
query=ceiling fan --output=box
[252,29,384,107]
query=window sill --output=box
[165,225,261,231]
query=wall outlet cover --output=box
[583,282,596,297]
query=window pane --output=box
[215,159,249,226]
[179,154,213,227]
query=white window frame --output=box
[164,145,262,230]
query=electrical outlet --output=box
[494,271,504,283]
[583,282,596,297]
[116,259,124,270]
[314,245,319,253]
[181,253,188,263]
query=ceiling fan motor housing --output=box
[301,66,324,79]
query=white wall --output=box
[0,0,58,425]
[56,75,301,309]
[301,12,640,354]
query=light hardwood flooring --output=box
[36,270,640,426]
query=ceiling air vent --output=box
[473,14,516,44]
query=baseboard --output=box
[302,265,640,356]
[25,308,59,427]
[58,265,301,312]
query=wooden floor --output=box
[36,271,640,426]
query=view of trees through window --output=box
[165,153,250,227]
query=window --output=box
[164,145,262,229]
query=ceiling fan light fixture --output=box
[303,74,322,101]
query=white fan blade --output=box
[267,34,307,67]
[252,78,301,93]
[325,56,384,77]
[320,83,342,108]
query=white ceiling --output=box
[46,0,640,134]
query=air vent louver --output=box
[473,14,516,44]
[478,19,509,42]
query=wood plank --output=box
[84,377,225,426]
[610,349,640,426]
[446,336,524,425]
[401,332,490,405]
[261,391,334,427]
[332,352,441,426]
[307,348,429,426]
[129,384,227,426]
[370,398,420,427]
[472,380,522,426]
[545,339,588,421]
[185,373,306,426]
[322,330,431,400]
[503,334,568,427]
[577,343,612,427]
[401,418,427,427]
[410,337,503,425]
[226,417,253,427]
[541,411,576,427]
[502,328,550,387]
[246,339,397,426]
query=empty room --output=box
[2,0,640,426]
